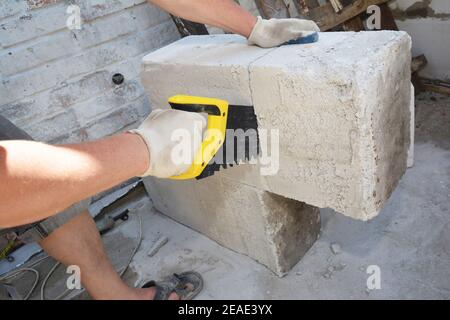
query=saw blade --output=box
[197,105,259,180]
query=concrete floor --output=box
[114,91,449,299]
[7,92,448,300]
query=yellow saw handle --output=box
[168,95,228,180]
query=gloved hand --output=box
[130,109,206,178]
[248,16,320,48]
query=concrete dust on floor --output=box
[104,92,450,300]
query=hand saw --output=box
[168,95,259,180]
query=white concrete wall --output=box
[0,0,180,143]
[390,0,450,80]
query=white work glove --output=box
[248,16,320,48]
[130,109,206,178]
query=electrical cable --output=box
[0,267,40,300]
[0,214,143,300]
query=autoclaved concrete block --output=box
[142,31,412,220]
[141,31,412,274]
[144,175,320,276]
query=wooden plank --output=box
[341,0,354,6]
[170,16,209,37]
[379,2,398,30]
[294,0,320,17]
[305,0,320,9]
[330,0,344,13]
[423,84,450,95]
[422,79,450,95]
[342,15,365,31]
[309,0,389,31]
[255,0,271,18]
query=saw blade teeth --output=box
[196,104,260,180]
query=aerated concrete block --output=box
[144,175,321,276]
[142,32,412,221]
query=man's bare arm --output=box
[0,133,149,228]
[148,0,257,38]
[0,109,205,228]
[148,0,320,48]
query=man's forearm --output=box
[148,0,256,38]
[0,133,148,228]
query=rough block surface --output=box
[144,175,321,276]
[142,32,412,220]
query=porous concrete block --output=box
[144,175,321,276]
[142,31,412,220]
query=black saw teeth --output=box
[196,105,260,180]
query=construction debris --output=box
[147,236,169,257]
[322,262,347,279]
[411,55,428,74]
[330,243,342,255]
[422,79,450,96]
